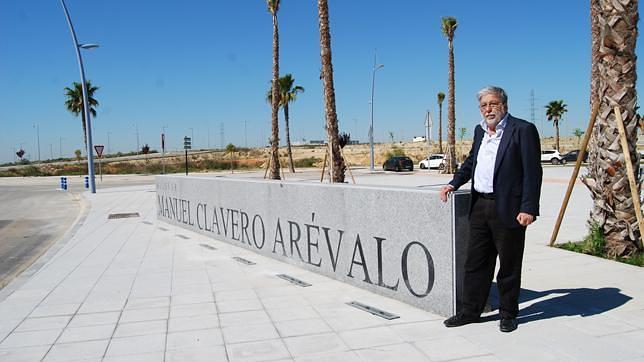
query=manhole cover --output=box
[108,212,140,220]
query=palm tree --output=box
[267,0,281,180]
[437,91,445,153]
[583,0,640,257]
[572,128,584,148]
[267,74,304,173]
[317,0,345,182]
[64,81,99,152]
[545,100,567,151]
[441,16,458,174]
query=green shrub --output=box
[383,146,406,160]
[293,157,321,168]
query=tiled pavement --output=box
[0,172,643,361]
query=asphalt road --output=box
[0,175,156,290]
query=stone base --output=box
[156,176,469,317]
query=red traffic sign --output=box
[94,145,105,157]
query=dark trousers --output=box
[461,196,526,319]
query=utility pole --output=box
[59,137,65,158]
[425,110,433,147]
[33,123,41,162]
[134,123,140,155]
[220,122,224,150]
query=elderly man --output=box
[439,86,542,332]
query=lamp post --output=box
[60,0,98,193]
[369,52,384,171]
[59,137,65,158]
[33,123,41,162]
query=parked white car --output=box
[419,154,446,170]
[541,150,566,165]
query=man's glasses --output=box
[479,102,503,110]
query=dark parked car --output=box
[562,150,588,163]
[383,156,414,172]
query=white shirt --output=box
[473,114,508,193]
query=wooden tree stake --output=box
[549,101,600,247]
[320,147,328,182]
[263,153,271,179]
[614,106,644,250]
[340,148,356,184]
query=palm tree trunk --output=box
[583,0,640,257]
[555,119,560,151]
[590,0,600,110]
[269,13,281,180]
[438,103,443,153]
[284,103,295,172]
[445,39,457,173]
[317,0,345,183]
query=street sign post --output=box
[183,136,191,175]
[94,144,104,182]
[161,133,166,174]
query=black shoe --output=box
[499,318,518,332]
[443,314,480,328]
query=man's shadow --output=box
[481,284,632,324]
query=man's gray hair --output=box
[477,86,508,104]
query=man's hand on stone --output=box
[516,212,534,226]
[439,185,454,203]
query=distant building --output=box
[412,136,426,143]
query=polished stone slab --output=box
[156,175,469,317]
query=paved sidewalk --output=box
[0,169,643,361]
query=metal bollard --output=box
[84,176,89,189]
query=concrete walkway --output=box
[0,168,642,361]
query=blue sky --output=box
[1,1,641,163]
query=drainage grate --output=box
[142,221,153,225]
[276,274,311,287]
[108,212,140,220]
[233,257,256,265]
[159,227,169,231]
[176,234,190,239]
[347,301,400,320]
[199,243,217,250]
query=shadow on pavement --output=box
[482,284,632,324]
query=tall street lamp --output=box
[33,123,41,162]
[60,0,98,193]
[369,53,384,171]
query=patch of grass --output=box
[558,223,642,267]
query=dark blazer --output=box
[449,114,542,228]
